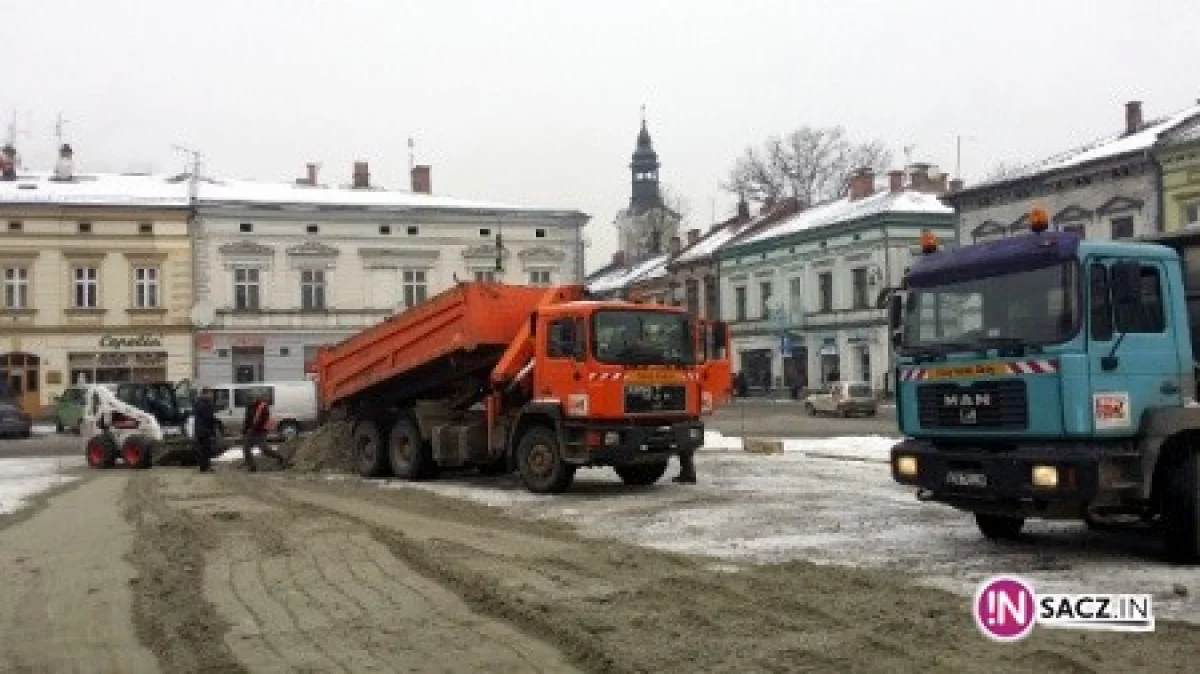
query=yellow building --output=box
[1159,116,1200,232]
[0,158,193,414]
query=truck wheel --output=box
[122,435,154,470]
[353,421,391,478]
[86,434,117,469]
[975,513,1024,540]
[614,462,669,486]
[516,426,575,494]
[388,418,437,480]
[1163,451,1200,563]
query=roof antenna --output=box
[407,137,415,174]
[903,144,916,166]
[54,113,69,144]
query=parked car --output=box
[205,380,318,441]
[0,401,32,439]
[804,381,878,417]
[53,385,89,434]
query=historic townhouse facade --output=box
[717,166,956,394]
[192,163,588,384]
[1157,114,1200,232]
[0,148,194,413]
[948,100,1200,244]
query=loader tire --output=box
[86,434,117,469]
[353,420,391,479]
[516,426,575,494]
[388,418,437,481]
[1163,450,1200,563]
[122,435,154,470]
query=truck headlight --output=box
[896,455,918,477]
[1031,465,1058,488]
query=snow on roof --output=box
[0,171,580,215]
[733,189,951,249]
[970,103,1200,191]
[1162,114,1200,146]
[586,253,670,293]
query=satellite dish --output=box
[190,301,215,328]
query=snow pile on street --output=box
[702,430,897,462]
[0,457,81,515]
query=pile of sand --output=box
[283,421,358,473]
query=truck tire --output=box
[1163,450,1200,563]
[388,418,437,480]
[516,426,575,494]
[353,421,391,478]
[122,435,154,470]
[614,462,669,486]
[975,513,1024,540]
[86,434,117,469]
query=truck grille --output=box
[624,384,687,414]
[917,380,1027,429]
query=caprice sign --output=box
[98,334,164,350]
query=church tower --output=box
[616,111,680,264]
[629,117,662,215]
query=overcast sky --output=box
[6,0,1199,272]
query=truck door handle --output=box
[1161,381,1179,394]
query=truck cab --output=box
[888,208,1200,562]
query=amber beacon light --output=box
[920,230,939,254]
[1030,204,1049,233]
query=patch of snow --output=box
[700,430,898,461]
[0,457,82,515]
[586,253,670,293]
[734,190,952,249]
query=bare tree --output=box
[660,183,691,224]
[722,125,893,207]
[984,161,1026,182]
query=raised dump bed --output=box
[316,282,552,409]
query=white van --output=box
[204,381,317,441]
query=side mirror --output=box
[1111,261,1142,305]
[887,294,904,347]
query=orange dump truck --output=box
[315,282,732,493]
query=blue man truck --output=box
[887,206,1200,562]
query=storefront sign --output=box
[195,332,214,352]
[99,334,164,350]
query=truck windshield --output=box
[592,310,694,365]
[902,261,1080,353]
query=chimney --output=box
[932,172,948,194]
[1125,100,1143,135]
[352,161,370,189]
[612,250,627,267]
[908,162,932,192]
[686,228,700,245]
[668,235,682,256]
[0,145,16,181]
[306,163,319,186]
[411,165,431,194]
[849,167,876,200]
[888,170,905,193]
[781,196,802,216]
[948,178,965,193]
[53,144,75,181]
[736,198,750,222]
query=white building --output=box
[192,163,589,384]
[716,167,956,394]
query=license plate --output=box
[945,471,987,488]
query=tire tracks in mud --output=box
[241,474,1200,674]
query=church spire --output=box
[629,108,661,215]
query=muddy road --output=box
[1,469,1196,673]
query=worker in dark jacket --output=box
[192,388,218,472]
[242,393,288,471]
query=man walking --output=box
[242,392,288,471]
[192,388,218,473]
